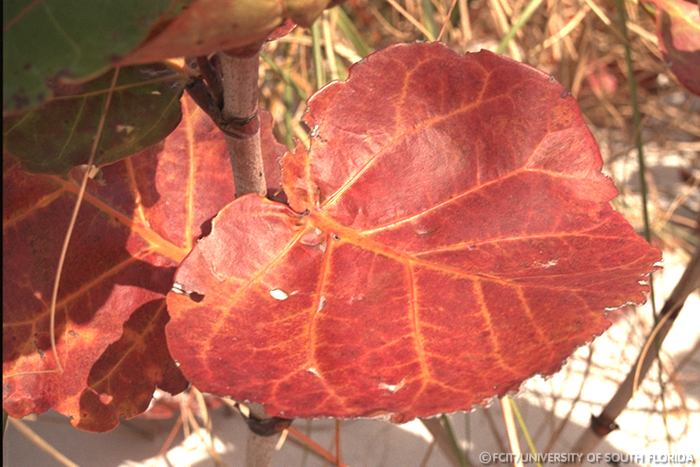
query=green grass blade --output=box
[336,6,373,57]
[613,0,658,316]
[440,414,471,467]
[509,399,542,467]
[421,0,439,39]
[311,20,327,89]
[261,53,308,101]
[496,0,545,54]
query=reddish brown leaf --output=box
[2,97,243,431]
[225,19,299,58]
[268,18,298,42]
[260,110,287,192]
[652,0,700,95]
[123,0,336,65]
[166,44,660,422]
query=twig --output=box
[437,0,459,42]
[544,346,595,452]
[386,0,436,40]
[568,247,700,462]
[419,440,437,467]
[287,425,348,466]
[420,417,469,467]
[158,414,184,459]
[334,419,342,466]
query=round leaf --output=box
[166,44,661,421]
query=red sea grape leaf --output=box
[225,19,299,58]
[652,0,700,95]
[165,43,660,422]
[260,110,287,192]
[122,0,337,65]
[2,96,286,431]
[268,19,298,42]
[3,64,186,175]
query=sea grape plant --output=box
[3,0,661,434]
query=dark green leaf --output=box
[3,0,187,113]
[3,64,185,174]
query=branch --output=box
[238,402,292,467]
[568,246,700,461]
[209,48,279,466]
[218,51,267,197]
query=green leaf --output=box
[3,64,186,174]
[2,0,187,113]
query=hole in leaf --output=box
[316,295,326,312]
[269,288,289,301]
[198,216,215,239]
[99,393,113,405]
[188,291,205,303]
[378,379,406,393]
[267,188,287,204]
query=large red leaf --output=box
[2,97,244,431]
[166,44,660,422]
[652,0,700,95]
